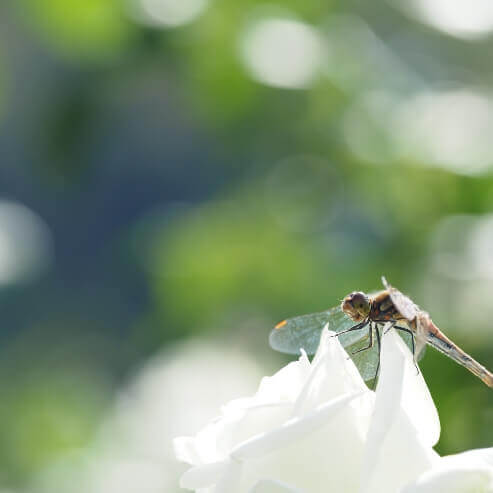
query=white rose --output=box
[174,327,493,492]
[403,448,493,493]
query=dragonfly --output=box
[270,277,493,388]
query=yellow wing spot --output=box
[275,319,287,330]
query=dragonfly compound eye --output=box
[341,291,370,322]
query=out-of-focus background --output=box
[1,0,493,491]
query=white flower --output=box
[403,448,493,493]
[174,326,444,492]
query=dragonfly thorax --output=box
[341,291,371,323]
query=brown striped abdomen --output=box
[425,319,493,389]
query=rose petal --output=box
[395,331,440,447]
[442,448,493,468]
[402,446,493,493]
[402,463,493,493]
[215,459,243,493]
[231,391,364,461]
[224,402,295,457]
[174,436,199,464]
[237,404,366,493]
[293,327,369,416]
[249,352,311,406]
[176,402,296,466]
[360,330,439,493]
[249,479,304,492]
[179,460,231,489]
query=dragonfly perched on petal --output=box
[270,277,493,387]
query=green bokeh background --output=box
[0,0,493,490]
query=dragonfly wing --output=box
[330,308,375,347]
[381,276,419,321]
[346,328,379,381]
[417,341,427,361]
[415,313,432,359]
[270,306,367,355]
[270,310,333,355]
[349,324,426,383]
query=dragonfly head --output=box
[341,291,370,322]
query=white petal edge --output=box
[231,390,364,461]
[292,327,368,417]
[442,448,493,468]
[174,435,203,464]
[359,329,439,493]
[402,463,493,493]
[403,446,493,493]
[395,330,440,447]
[179,459,231,489]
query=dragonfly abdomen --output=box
[425,322,493,388]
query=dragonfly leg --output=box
[371,319,398,334]
[384,321,397,334]
[394,325,420,375]
[351,324,373,355]
[330,320,368,338]
[375,324,381,380]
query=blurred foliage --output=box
[0,52,5,119]
[168,1,332,124]
[0,371,107,483]
[0,0,493,490]
[15,0,134,61]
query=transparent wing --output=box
[269,306,356,355]
[416,313,433,360]
[346,334,380,382]
[270,308,381,381]
[347,325,426,382]
[270,301,426,383]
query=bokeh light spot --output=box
[0,201,52,285]
[344,88,493,175]
[342,91,401,165]
[409,0,493,40]
[424,214,493,339]
[430,214,493,282]
[393,89,493,175]
[129,0,209,27]
[240,17,322,89]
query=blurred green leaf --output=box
[17,0,134,60]
[0,370,109,485]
